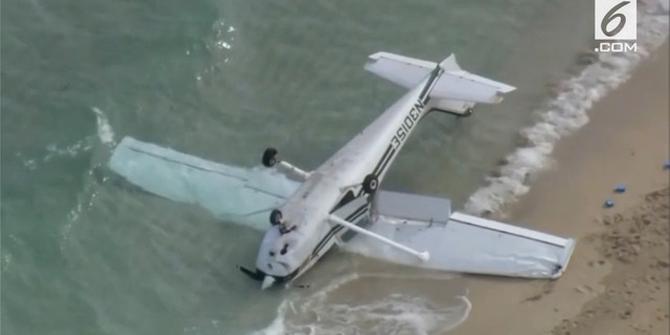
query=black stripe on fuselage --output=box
[314,207,368,255]
[371,145,394,177]
[374,148,396,178]
[311,203,368,257]
[314,203,368,250]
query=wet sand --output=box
[449,43,669,335]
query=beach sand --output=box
[449,43,669,335]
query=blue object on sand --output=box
[664,160,670,170]
[614,184,626,193]
[604,199,615,208]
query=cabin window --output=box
[331,191,355,213]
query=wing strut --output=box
[328,214,430,262]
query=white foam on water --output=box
[16,138,94,171]
[59,107,119,248]
[464,3,669,215]
[198,19,236,81]
[92,107,116,146]
[252,272,470,335]
[15,107,116,170]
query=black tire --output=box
[362,174,379,194]
[262,148,279,167]
[269,209,283,226]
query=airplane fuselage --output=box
[254,67,443,284]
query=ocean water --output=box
[1,0,667,334]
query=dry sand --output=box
[449,43,669,335]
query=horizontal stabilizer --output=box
[365,51,516,109]
[364,52,437,89]
[348,191,575,279]
[431,71,516,104]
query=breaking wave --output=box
[61,107,118,246]
[252,272,470,335]
[92,106,116,147]
[464,2,669,215]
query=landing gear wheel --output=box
[262,148,279,167]
[269,209,283,226]
[362,174,379,194]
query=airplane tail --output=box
[364,52,515,116]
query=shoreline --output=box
[449,42,669,335]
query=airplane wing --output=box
[344,191,575,279]
[108,137,301,230]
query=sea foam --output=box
[16,107,115,171]
[464,2,669,215]
[252,272,470,335]
[93,107,116,147]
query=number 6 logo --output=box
[601,1,629,37]
[595,0,637,40]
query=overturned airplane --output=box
[109,52,575,289]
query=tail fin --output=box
[364,52,515,115]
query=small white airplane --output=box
[109,52,575,289]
